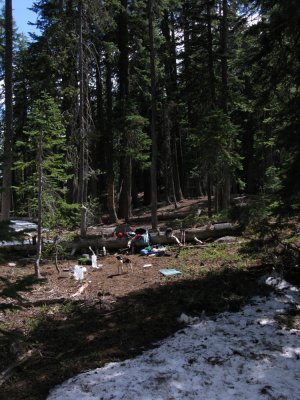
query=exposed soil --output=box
[0,198,298,400]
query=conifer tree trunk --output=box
[162,101,177,207]
[35,132,43,279]
[161,12,182,205]
[207,173,212,217]
[78,0,84,204]
[78,0,87,236]
[220,0,231,210]
[244,78,257,194]
[1,0,13,221]
[117,0,132,221]
[170,15,184,201]
[220,0,228,114]
[207,1,216,106]
[59,0,64,13]
[105,56,119,223]
[206,2,216,216]
[207,1,216,214]
[148,0,158,230]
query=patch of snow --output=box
[9,219,38,232]
[47,277,300,400]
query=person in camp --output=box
[128,228,150,253]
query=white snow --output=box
[9,220,38,232]
[47,277,300,400]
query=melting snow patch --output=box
[47,277,300,400]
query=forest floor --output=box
[0,198,299,399]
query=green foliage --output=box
[86,196,102,226]
[42,229,76,262]
[190,110,243,185]
[246,0,300,206]
[7,0,300,225]
[211,210,231,223]
[245,164,284,238]
[125,113,151,166]
[244,196,280,243]
[45,201,80,230]
[180,205,211,228]
[14,91,74,230]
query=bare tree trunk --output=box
[148,0,158,230]
[172,134,184,202]
[207,1,216,107]
[244,78,258,194]
[161,12,181,206]
[207,1,217,214]
[35,133,43,279]
[78,0,87,236]
[220,0,231,211]
[59,0,64,13]
[170,14,184,201]
[1,0,13,221]
[162,101,178,207]
[220,0,228,114]
[207,172,212,217]
[117,0,132,222]
[105,57,119,223]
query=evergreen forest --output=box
[0,0,300,229]
[1,2,300,398]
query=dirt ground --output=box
[0,198,298,400]
[0,254,274,399]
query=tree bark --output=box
[161,12,180,207]
[207,1,216,107]
[78,0,88,236]
[1,0,13,221]
[220,0,231,211]
[105,56,119,223]
[170,13,184,201]
[162,101,178,207]
[35,132,43,279]
[117,0,132,221]
[148,0,158,230]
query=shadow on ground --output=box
[0,265,273,400]
[0,275,46,310]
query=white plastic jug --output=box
[74,265,85,280]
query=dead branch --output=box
[0,349,38,386]
[71,283,89,297]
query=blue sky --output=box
[13,0,38,37]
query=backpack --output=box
[115,224,135,239]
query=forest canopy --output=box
[0,0,299,228]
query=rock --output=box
[214,236,238,243]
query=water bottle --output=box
[91,254,97,268]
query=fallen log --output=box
[76,224,239,248]
[0,238,128,253]
[64,223,237,251]
[0,223,239,252]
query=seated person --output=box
[128,228,150,253]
